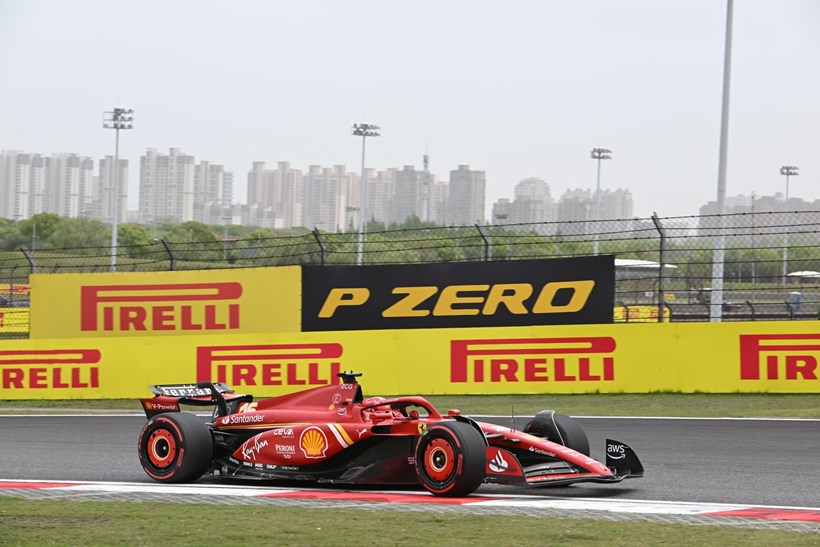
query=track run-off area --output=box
[1,414,819,531]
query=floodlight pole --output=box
[352,123,380,265]
[103,107,134,272]
[223,210,230,262]
[709,0,733,322]
[590,148,612,255]
[780,165,799,286]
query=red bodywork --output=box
[139,376,642,491]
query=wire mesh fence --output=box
[3,211,820,337]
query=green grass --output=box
[1,393,818,418]
[0,498,814,546]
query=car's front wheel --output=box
[415,421,485,497]
[138,412,213,483]
[523,410,590,456]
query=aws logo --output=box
[302,257,614,331]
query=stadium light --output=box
[103,107,134,272]
[590,148,612,255]
[352,123,380,265]
[780,165,799,285]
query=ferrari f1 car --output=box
[138,372,643,497]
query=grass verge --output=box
[0,498,814,546]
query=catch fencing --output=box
[2,211,820,336]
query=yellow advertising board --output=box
[613,305,670,323]
[29,267,300,339]
[0,283,30,295]
[1,321,817,399]
[0,308,29,334]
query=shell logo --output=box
[299,426,328,458]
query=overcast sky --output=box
[1,0,818,219]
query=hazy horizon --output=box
[2,1,818,219]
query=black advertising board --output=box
[301,256,614,331]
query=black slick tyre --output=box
[137,412,213,483]
[415,421,486,497]
[523,410,590,456]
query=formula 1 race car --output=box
[137,372,643,497]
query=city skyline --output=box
[1,1,817,221]
[6,145,818,234]
[1,147,492,228]
[0,143,646,221]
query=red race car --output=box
[138,372,643,497]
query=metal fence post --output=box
[312,227,327,266]
[476,224,491,261]
[651,213,667,322]
[20,247,37,274]
[8,265,21,306]
[160,238,176,271]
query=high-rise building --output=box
[427,176,448,226]
[697,192,820,238]
[390,166,423,225]
[597,188,633,220]
[98,156,129,225]
[366,168,394,227]
[0,151,36,220]
[2,150,120,223]
[247,161,270,213]
[557,188,634,222]
[555,187,634,237]
[491,198,512,224]
[557,189,592,236]
[273,161,302,229]
[490,178,556,234]
[43,153,95,218]
[223,171,234,207]
[138,148,196,225]
[194,160,233,224]
[696,192,820,216]
[302,165,350,231]
[447,165,485,225]
[28,155,47,217]
[246,161,302,228]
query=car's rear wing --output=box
[148,382,234,398]
[139,381,252,420]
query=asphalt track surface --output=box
[0,414,818,508]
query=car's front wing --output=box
[484,438,644,487]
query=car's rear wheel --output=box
[415,421,485,497]
[523,410,590,456]
[138,412,213,483]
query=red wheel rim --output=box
[423,437,456,481]
[147,428,177,469]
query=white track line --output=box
[2,479,819,521]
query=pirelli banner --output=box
[1,322,817,399]
[0,308,30,334]
[29,267,301,339]
[29,257,613,339]
[302,256,615,331]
